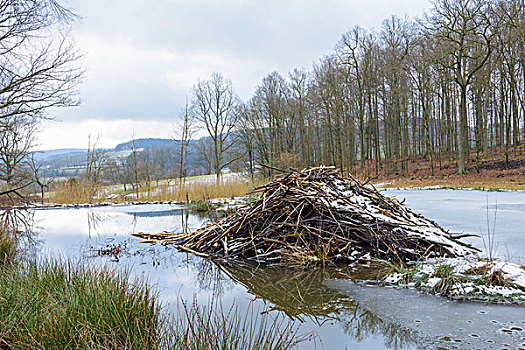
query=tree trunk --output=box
[458,84,468,174]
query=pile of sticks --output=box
[134,166,478,263]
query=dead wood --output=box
[133,166,479,264]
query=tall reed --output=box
[148,177,263,202]
[0,221,16,266]
[49,175,263,204]
[0,260,161,349]
[168,298,308,350]
[50,178,91,204]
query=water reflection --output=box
[0,209,42,259]
[220,262,353,319]
[87,211,105,237]
[15,200,525,350]
[217,261,418,349]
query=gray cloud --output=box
[44,0,431,148]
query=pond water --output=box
[384,189,525,264]
[7,189,525,349]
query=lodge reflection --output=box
[208,261,419,349]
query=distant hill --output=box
[115,138,177,151]
[36,137,212,178]
[33,148,87,162]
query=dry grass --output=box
[143,177,263,202]
[380,173,525,191]
[49,178,98,204]
[49,175,264,204]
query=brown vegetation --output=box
[49,176,262,204]
[371,149,525,191]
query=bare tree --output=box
[129,136,141,199]
[0,0,82,124]
[428,0,496,174]
[84,135,107,203]
[192,72,241,183]
[289,68,311,168]
[236,102,257,180]
[174,100,195,186]
[0,0,81,202]
[0,117,36,194]
[196,137,215,175]
[29,153,53,204]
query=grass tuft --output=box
[483,269,510,287]
[168,298,308,350]
[0,259,161,349]
[464,263,493,275]
[0,222,16,266]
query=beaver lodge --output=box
[133,166,479,264]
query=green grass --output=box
[0,232,16,266]
[0,260,162,349]
[168,298,308,350]
[430,264,467,294]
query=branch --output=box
[0,181,33,196]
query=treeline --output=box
[189,0,525,180]
[2,0,525,202]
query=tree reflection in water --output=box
[210,261,419,350]
[0,209,42,260]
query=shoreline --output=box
[374,174,525,192]
[4,182,525,210]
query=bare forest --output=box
[2,0,525,201]
[232,0,525,179]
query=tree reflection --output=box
[189,257,234,298]
[87,211,105,237]
[217,261,419,349]
[0,209,42,259]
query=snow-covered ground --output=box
[383,257,525,304]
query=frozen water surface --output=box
[325,280,525,349]
[5,189,525,349]
[383,189,525,263]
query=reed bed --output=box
[145,176,262,202]
[0,260,161,349]
[50,178,93,204]
[49,175,262,204]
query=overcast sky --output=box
[38,0,431,150]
